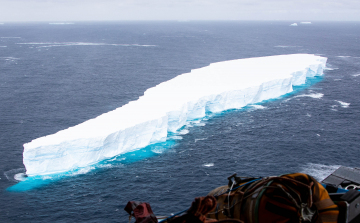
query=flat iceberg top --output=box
[23,54,327,176]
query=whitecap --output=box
[1,37,21,38]
[324,67,338,71]
[335,100,350,108]
[168,135,183,140]
[4,168,26,182]
[203,163,214,167]
[71,166,95,175]
[251,105,266,109]
[0,46,7,47]
[151,147,166,154]
[290,23,298,26]
[337,56,351,58]
[294,93,324,99]
[14,173,28,181]
[195,138,207,143]
[352,74,360,77]
[178,129,189,135]
[192,121,205,127]
[41,175,53,180]
[301,163,341,181]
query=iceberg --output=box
[290,23,298,26]
[23,54,327,176]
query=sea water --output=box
[1,21,359,222]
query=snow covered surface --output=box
[23,54,327,176]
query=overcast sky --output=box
[1,0,360,22]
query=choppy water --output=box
[1,21,360,222]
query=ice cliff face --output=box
[23,54,327,176]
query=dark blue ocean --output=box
[1,21,359,222]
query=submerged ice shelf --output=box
[23,54,327,176]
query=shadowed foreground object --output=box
[131,168,360,223]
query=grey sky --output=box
[1,0,360,22]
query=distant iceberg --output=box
[290,23,298,26]
[23,54,327,176]
[300,22,312,24]
[48,22,74,25]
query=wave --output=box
[301,163,341,181]
[335,100,350,108]
[16,42,156,48]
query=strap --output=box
[314,199,335,210]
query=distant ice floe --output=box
[290,23,298,26]
[337,56,351,58]
[335,100,350,108]
[300,22,312,24]
[203,163,214,167]
[23,54,327,176]
[352,74,360,77]
[301,163,340,181]
[1,37,21,39]
[49,22,74,25]
[16,42,156,48]
[0,46,7,48]
[274,45,301,48]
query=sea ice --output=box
[23,54,327,176]
[290,23,298,26]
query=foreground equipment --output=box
[125,166,360,223]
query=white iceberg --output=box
[23,54,327,176]
[290,23,298,26]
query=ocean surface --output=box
[0,21,359,222]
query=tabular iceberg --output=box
[23,54,327,176]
